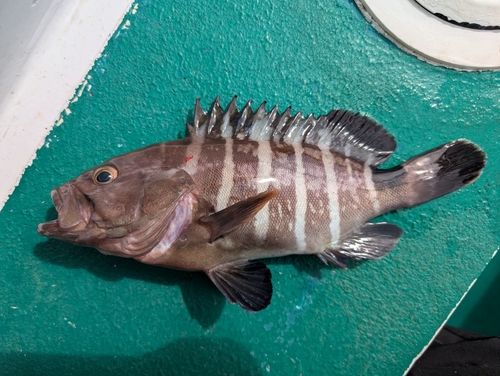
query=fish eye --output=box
[93,166,118,185]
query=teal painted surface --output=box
[448,247,500,336]
[1,0,499,374]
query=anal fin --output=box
[199,189,279,242]
[207,260,273,312]
[318,222,403,269]
[317,252,351,270]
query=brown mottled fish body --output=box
[38,97,486,312]
[132,140,380,266]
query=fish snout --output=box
[38,184,93,237]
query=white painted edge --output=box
[0,0,135,212]
[404,248,500,375]
[355,0,500,70]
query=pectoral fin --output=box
[207,260,273,312]
[318,222,403,269]
[199,189,279,242]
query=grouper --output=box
[38,97,486,311]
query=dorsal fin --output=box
[188,97,397,166]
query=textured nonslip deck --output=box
[0,0,498,375]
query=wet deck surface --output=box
[1,0,498,374]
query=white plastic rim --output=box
[355,0,500,71]
[416,0,500,27]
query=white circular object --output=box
[416,0,500,27]
[355,0,500,71]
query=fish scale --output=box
[38,97,486,312]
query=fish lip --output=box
[38,184,93,237]
[37,219,64,238]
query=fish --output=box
[38,97,486,312]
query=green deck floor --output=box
[1,0,499,374]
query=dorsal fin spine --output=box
[249,102,268,141]
[272,107,291,142]
[283,112,304,144]
[235,100,252,140]
[261,104,278,140]
[221,96,237,138]
[193,98,206,131]
[207,96,221,136]
[299,114,316,141]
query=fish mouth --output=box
[37,184,93,239]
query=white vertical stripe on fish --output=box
[364,164,380,213]
[183,136,203,175]
[216,138,235,211]
[322,149,341,245]
[254,140,273,241]
[293,144,307,251]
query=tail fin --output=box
[400,139,486,207]
[375,139,486,209]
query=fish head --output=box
[38,156,197,258]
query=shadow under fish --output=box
[37,97,486,312]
